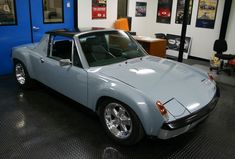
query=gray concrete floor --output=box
[184,58,235,86]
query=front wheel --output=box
[14,61,33,89]
[99,99,144,145]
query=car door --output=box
[38,35,88,106]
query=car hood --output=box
[99,56,217,114]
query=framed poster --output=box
[135,2,147,17]
[166,34,192,59]
[156,0,173,24]
[175,0,194,25]
[0,0,17,26]
[92,0,107,19]
[196,0,218,29]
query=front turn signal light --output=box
[156,100,168,116]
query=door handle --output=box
[33,26,40,31]
[40,58,44,63]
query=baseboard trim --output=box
[188,56,210,62]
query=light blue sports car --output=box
[12,28,219,145]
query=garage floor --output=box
[0,75,235,159]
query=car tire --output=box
[99,99,144,145]
[14,61,33,89]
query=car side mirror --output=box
[59,59,72,66]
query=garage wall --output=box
[127,0,225,60]
[225,1,235,54]
[77,0,117,28]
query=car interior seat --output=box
[52,40,72,60]
[86,37,112,61]
[91,45,114,60]
[85,37,100,63]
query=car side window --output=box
[73,45,82,68]
[49,35,73,60]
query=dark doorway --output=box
[117,0,128,18]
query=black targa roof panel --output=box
[46,27,107,37]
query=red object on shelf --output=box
[228,59,235,66]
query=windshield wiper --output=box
[107,51,116,58]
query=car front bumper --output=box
[158,86,220,139]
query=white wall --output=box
[77,0,117,28]
[128,0,225,59]
[225,1,235,54]
[76,0,234,59]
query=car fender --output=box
[12,47,35,79]
[88,74,165,135]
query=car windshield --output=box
[78,31,146,67]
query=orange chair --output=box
[113,18,129,31]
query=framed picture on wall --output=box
[196,0,218,29]
[135,2,147,17]
[175,0,194,25]
[0,0,17,26]
[156,0,173,24]
[166,34,192,59]
[92,0,107,19]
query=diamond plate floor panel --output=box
[0,76,235,159]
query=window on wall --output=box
[43,0,64,23]
[0,0,17,25]
[117,0,128,19]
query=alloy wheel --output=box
[15,63,26,85]
[104,103,133,139]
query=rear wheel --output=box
[99,99,144,145]
[14,61,33,89]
